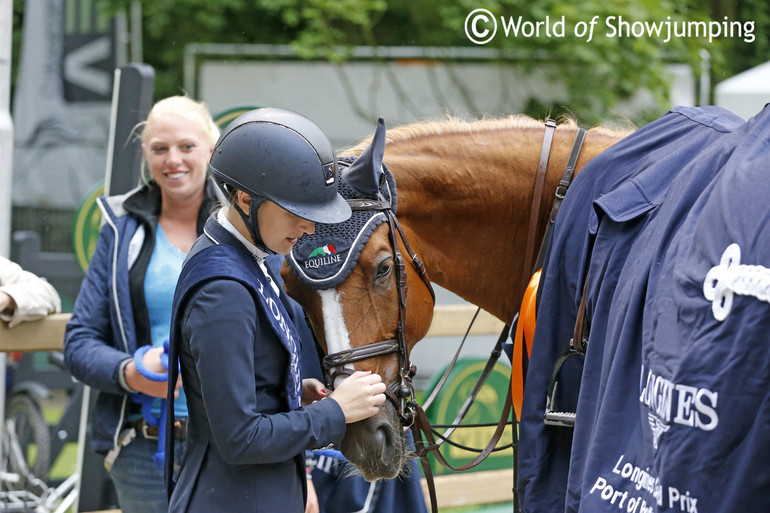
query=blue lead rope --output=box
[132,339,171,467]
[313,448,347,461]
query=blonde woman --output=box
[64,96,220,513]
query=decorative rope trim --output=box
[703,243,770,321]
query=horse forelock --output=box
[339,114,634,156]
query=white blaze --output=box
[318,289,353,387]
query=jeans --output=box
[108,434,186,513]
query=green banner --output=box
[422,358,514,475]
[213,105,263,131]
[72,180,104,273]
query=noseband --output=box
[322,198,435,427]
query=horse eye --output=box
[375,260,393,280]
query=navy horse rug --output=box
[518,105,770,513]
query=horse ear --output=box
[343,118,386,199]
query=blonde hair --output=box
[141,95,220,147]
[137,95,221,183]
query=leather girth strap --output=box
[571,275,590,354]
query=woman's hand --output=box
[302,378,327,406]
[125,346,181,398]
[328,371,386,423]
[0,291,16,315]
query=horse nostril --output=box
[375,426,387,446]
[376,426,393,462]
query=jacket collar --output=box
[215,211,270,261]
[202,215,259,263]
[200,216,285,299]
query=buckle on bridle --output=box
[554,174,573,200]
[397,380,417,427]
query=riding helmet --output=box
[209,107,351,224]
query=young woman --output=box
[64,96,221,513]
[165,108,386,513]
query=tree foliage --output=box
[715,0,770,79]
[12,0,769,126]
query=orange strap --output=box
[512,269,540,421]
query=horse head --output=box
[283,118,435,480]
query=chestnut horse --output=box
[282,115,630,481]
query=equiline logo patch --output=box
[304,243,343,269]
[308,244,337,258]
[291,233,358,282]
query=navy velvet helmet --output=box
[209,107,351,251]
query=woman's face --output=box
[143,113,213,204]
[257,201,315,255]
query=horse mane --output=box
[339,114,634,156]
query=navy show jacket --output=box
[167,217,346,513]
[63,180,219,454]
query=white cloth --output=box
[0,256,61,327]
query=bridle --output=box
[321,197,435,427]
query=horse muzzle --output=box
[322,339,418,479]
[340,399,407,481]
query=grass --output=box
[49,443,79,481]
[40,393,79,481]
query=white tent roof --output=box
[715,61,770,121]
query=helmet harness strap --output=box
[231,192,277,256]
